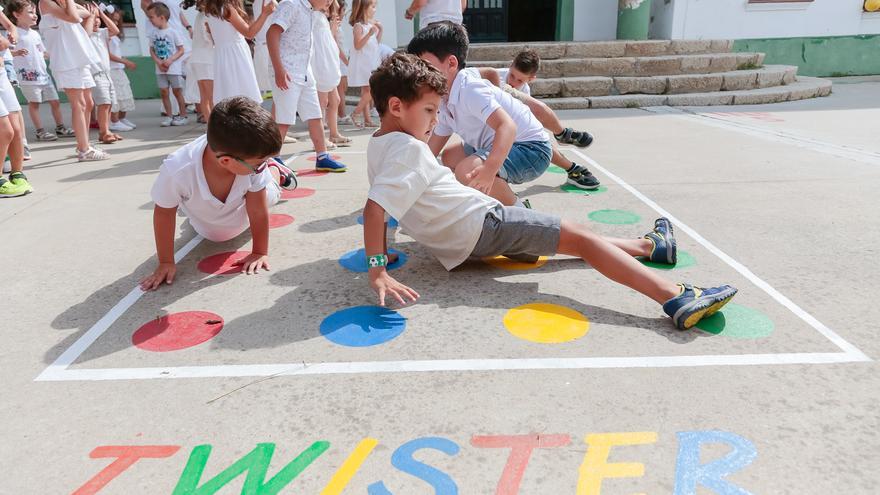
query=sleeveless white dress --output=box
[205,11,261,104]
[311,12,341,92]
[346,22,380,87]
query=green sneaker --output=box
[0,177,28,198]
[9,171,33,194]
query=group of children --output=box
[140,18,738,331]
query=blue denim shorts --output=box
[463,140,552,185]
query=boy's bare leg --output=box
[7,112,23,173]
[308,119,326,154]
[557,220,679,304]
[452,154,518,206]
[159,88,173,118]
[551,141,575,171]
[49,100,64,127]
[96,104,112,139]
[439,142,467,172]
[522,94,564,135]
[172,88,187,118]
[277,123,289,140]
[27,102,43,131]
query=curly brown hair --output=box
[369,52,448,117]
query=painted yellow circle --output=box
[503,303,590,343]
[483,256,548,270]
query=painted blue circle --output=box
[339,248,407,273]
[320,306,406,347]
[357,215,399,228]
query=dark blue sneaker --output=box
[663,283,738,330]
[644,217,676,264]
[315,155,347,172]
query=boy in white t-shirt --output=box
[140,97,297,291]
[8,0,74,141]
[362,53,738,331]
[404,0,465,30]
[146,2,188,127]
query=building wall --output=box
[573,0,618,41]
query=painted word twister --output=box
[71,429,757,495]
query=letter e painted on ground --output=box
[367,437,460,495]
[470,434,571,495]
[71,445,181,495]
[673,430,757,495]
[172,442,330,495]
[576,432,658,495]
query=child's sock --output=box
[317,151,329,161]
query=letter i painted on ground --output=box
[673,430,757,495]
[71,445,181,495]
[172,441,330,495]
[470,434,571,495]
[320,438,379,495]
[576,432,658,495]
[367,437,460,495]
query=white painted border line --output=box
[643,106,880,167]
[35,352,868,381]
[567,148,870,362]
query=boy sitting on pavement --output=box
[140,97,296,291]
[407,22,551,208]
[361,53,737,330]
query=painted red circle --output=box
[132,311,224,352]
[197,251,250,276]
[295,168,328,177]
[281,187,315,199]
[305,154,341,161]
[269,213,295,229]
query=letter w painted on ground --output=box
[172,442,330,495]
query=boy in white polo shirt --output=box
[140,97,296,291]
[407,22,551,207]
[362,53,738,331]
[267,0,347,172]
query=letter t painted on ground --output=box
[71,445,181,495]
[471,434,571,495]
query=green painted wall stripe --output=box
[734,35,880,77]
[556,0,574,42]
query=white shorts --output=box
[54,66,96,90]
[189,62,214,81]
[254,43,271,92]
[91,72,117,106]
[272,80,322,125]
[20,83,60,103]
[0,74,21,114]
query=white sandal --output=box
[77,147,109,162]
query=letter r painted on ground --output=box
[470,434,571,495]
[367,437,460,495]
[673,430,757,495]
[576,432,659,495]
[71,445,181,495]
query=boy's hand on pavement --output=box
[139,262,177,291]
[234,253,270,275]
[465,164,496,195]
[370,270,420,307]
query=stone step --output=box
[528,65,798,98]
[542,77,832,110]
[468,52,766,78]
[467,40,735,61]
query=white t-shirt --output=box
[145,0,191,51]
[12,27,50,86]
[108,36,125,70]
[269,0,314,82]
[151,135,274,242]
[90,28,111,73]
[434,68,547,151]
[148,27,185,75]
[419,0,463,29]
[497,67,531,96]
[367,131,499,270]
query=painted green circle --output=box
[588,209,642,225]
[638,250,696,270]
[560,184,608,195]
[547,165,567,174]
[696,303,775,339]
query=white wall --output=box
[573,0,618,41]
[649,0,676,39]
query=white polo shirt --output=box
[434,68,547,151]
[419,0,463,29]
[151,135,274,242]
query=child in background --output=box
[8,0,75,141]
[333,0,351,124]
[38,0,107,161]
[203,0,275,105]
[311,0,349,146]
[140,0,192,117]
[146,2,188,127]
[0,5,29,196]
[182,0,214,122]
[267,0,347,172]
[362,53,738,331]
[346,0,381,128]
[84,3,122,144]
[107,6,137,131]
[140,97,297,291]
[252,0,272,97]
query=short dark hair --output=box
[370,53,448,116]
[406,21,469,70]
[146,2,171,19]
[513,49,540,76]
[207,97,282,158]
[6,0,33,18]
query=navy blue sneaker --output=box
[315,155,347,172]
[663,283,738,330]
[644,217,677,265]
[555,127,594,148]
[268,157,297,190]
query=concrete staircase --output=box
[467,40,831,109]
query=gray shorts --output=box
[91,71,116,106]
[469,205,561,260]
[156,73,185,89]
